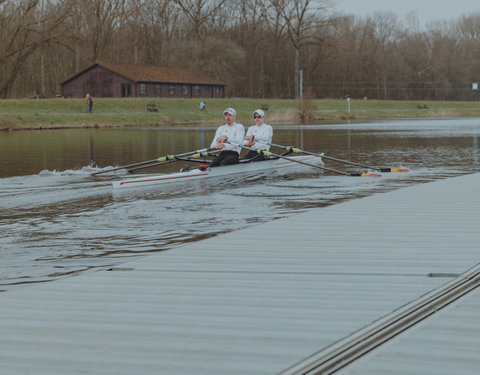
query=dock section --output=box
[0,173,479,374]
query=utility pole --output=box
[299,69,303,110]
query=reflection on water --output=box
[1,118,480,291]
[473,136,479,167]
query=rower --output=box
[210,108,245,167]
[242,109,273,161]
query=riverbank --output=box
[2,97,480,130]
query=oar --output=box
[226,142,377,177]
[126,149,221,173]
[91,148,216,176]
[123,160,172,173]
[257,141,407,173]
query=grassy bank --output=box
[1,97,480,130]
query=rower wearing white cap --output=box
[210,107,245,167]
[242,109,273,161]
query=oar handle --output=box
[254,140,302,154]
[156,148,213,162]
[112,149,221,173]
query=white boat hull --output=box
[112,155,324,189]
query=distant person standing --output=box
[89,94,94,113]
[242,109,273,161]
[85,94,92,113]
[210,108,245,167]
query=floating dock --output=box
[1,173,479,374]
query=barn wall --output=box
[62,65,225,99]
[62,66,133,98]
[135,83,225,98]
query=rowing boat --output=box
[112,155,324,189]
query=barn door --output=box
[121,84,131,97]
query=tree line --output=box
[2,0,480,100]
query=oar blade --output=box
[361,172,381,177]
[349,172,381,177]
[379,167,408,173]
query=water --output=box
[1,118,479,292]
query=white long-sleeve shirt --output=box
[210,122,245,154]
[243,123,273,150]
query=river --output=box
[1,118,479,292]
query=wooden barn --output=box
[61,61,225,99]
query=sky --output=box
[333,0,480,26]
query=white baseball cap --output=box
[252,109,265,118]
[223,108,236,116]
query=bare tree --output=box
[268,0,332,99]
[0,0,72,98]
[4,0,480,100]
[84,0,123,61]
[226,0,269,97]
[143,0,182,64]
[173,0,227,39]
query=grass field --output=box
[1,97,480,130]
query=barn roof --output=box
[61,61,224,86]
